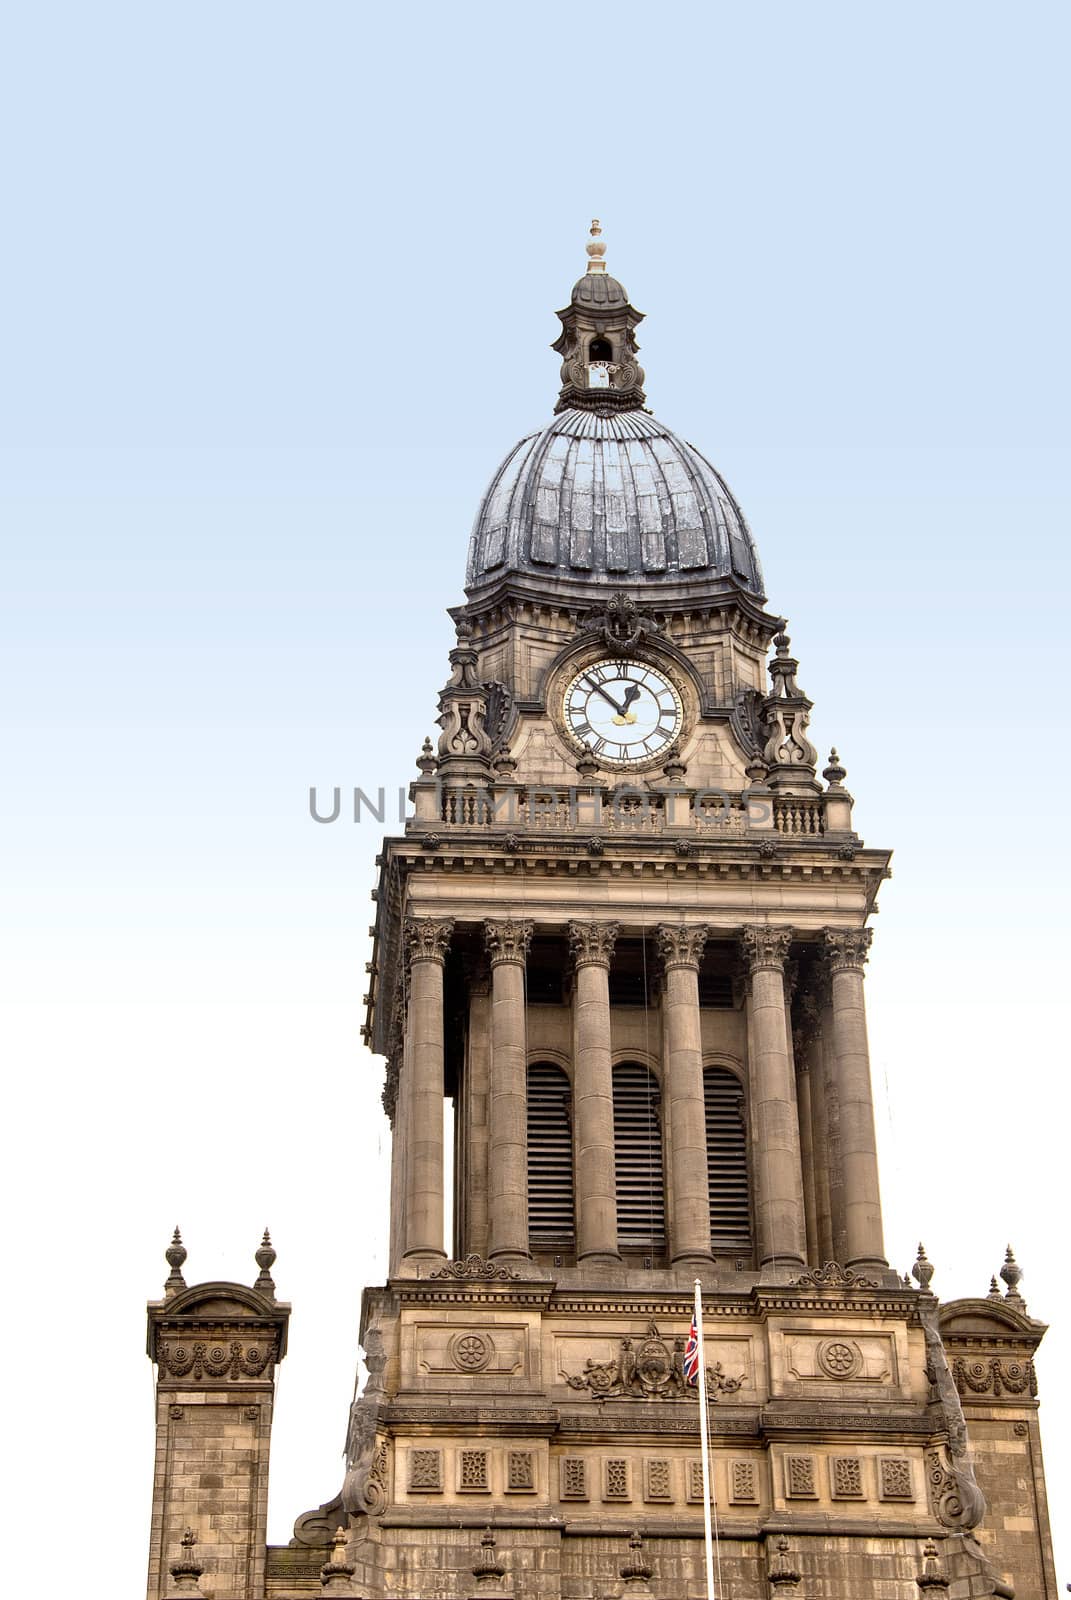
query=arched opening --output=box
[612,1061,665,1261]
[588,336,613,362]
[704,1064,751,1254]
[527,1062,575,1258]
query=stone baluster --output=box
[402,917,453,1264]
[656,924,713,1268]
[823,927,887,1274]
[484,919,534,1263]
[568,921,621,1265]
[741,925,807,1274]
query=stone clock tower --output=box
[145,226,1057,1599]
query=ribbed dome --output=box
[570,271,629,309]
[466,407,765,597]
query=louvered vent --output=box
[704,1065,751,1250]
[612,1062,665,1250]
[526,1062,575,1247]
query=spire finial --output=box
[586,218,607,274]
[167,1528,204,1594]
[916,1537,950,1591]
[164,1226,187,1295]
[912,1242,934,1292]
[1000,1243,1024,1304]
[254,1228,277,1295]
[319,1523,356,1592]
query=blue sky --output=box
[2,2,1068,1590]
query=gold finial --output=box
[585,217,607,274]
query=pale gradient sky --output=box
[1,2,1068,1592]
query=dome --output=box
[570,271,629,309]
[466,407,765,598]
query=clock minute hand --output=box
[583,675,627,718]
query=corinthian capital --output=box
[483,918,533,967]
[568,920,619,970]
[740,924,793,972]
[823,926,873,972]
[404,917,455,968]
[656,923,708,972]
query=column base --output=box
[671,1252,715,1272]
[758,1255,806,1284]
[577,1250,623,1268]
[846,1255,891,1282]
[397,1250,447,1279]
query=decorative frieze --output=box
[427,1254,517,1281]
[507,1450,535,1492]
[784,1454,818,1498]
[403,917,454,968]
[408,1449,443,1492]
[792,1260,879,1291]
[567,919,620,970]
[830,1455,864,1498]
[561,1321,743,1402]
[740,924,793,972]
[157,1339,276,1382]
[457,1449,490,1492]
[879,1456,915,1501]
[952,1356,1037,1398]
[656,923,708,972]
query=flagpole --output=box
[694,1278,716,1600]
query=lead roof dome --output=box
[466,406,765,598]
[465,224,765,600]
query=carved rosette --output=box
[484,918,533,968]
[823,927,873,973]
[404,917,454,969]
[568,920,620,971]
[741,924,794,973]
[656,923,708,973]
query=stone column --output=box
[484,919,534,1263]
[823,927,887,1274]
[656,924,713,1268]
[568,921,621,1266]
[793,1025,819,1269]
[741,925,807,1273]
[402,917,453,1264]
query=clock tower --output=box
[146,226,1057,1599]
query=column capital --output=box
[483,917,533,968]
[404,917,455,968]
[823,926,873,973]
[656,923,708,972]
[568,919,619,971]
[741,924,794,972]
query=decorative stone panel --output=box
[784,1455,818,1499]
[830,1456,865,1499]
[408,1449,443,1492]
[784,1332,893,1385]
[644,1458,672,1502]
[686,1460,706,1504]
[560,1457,588,1501]
[603,1457,631,1501]
[730,1460,759,1505]
[879,1456,915,1501]
[506,1450,535,1493]
[457,1449,490,1492]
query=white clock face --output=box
[563,658,684,767]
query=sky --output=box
[1,2,1068,1592]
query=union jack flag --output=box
[683,1312,700,1385]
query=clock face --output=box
[562,658,684,767]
